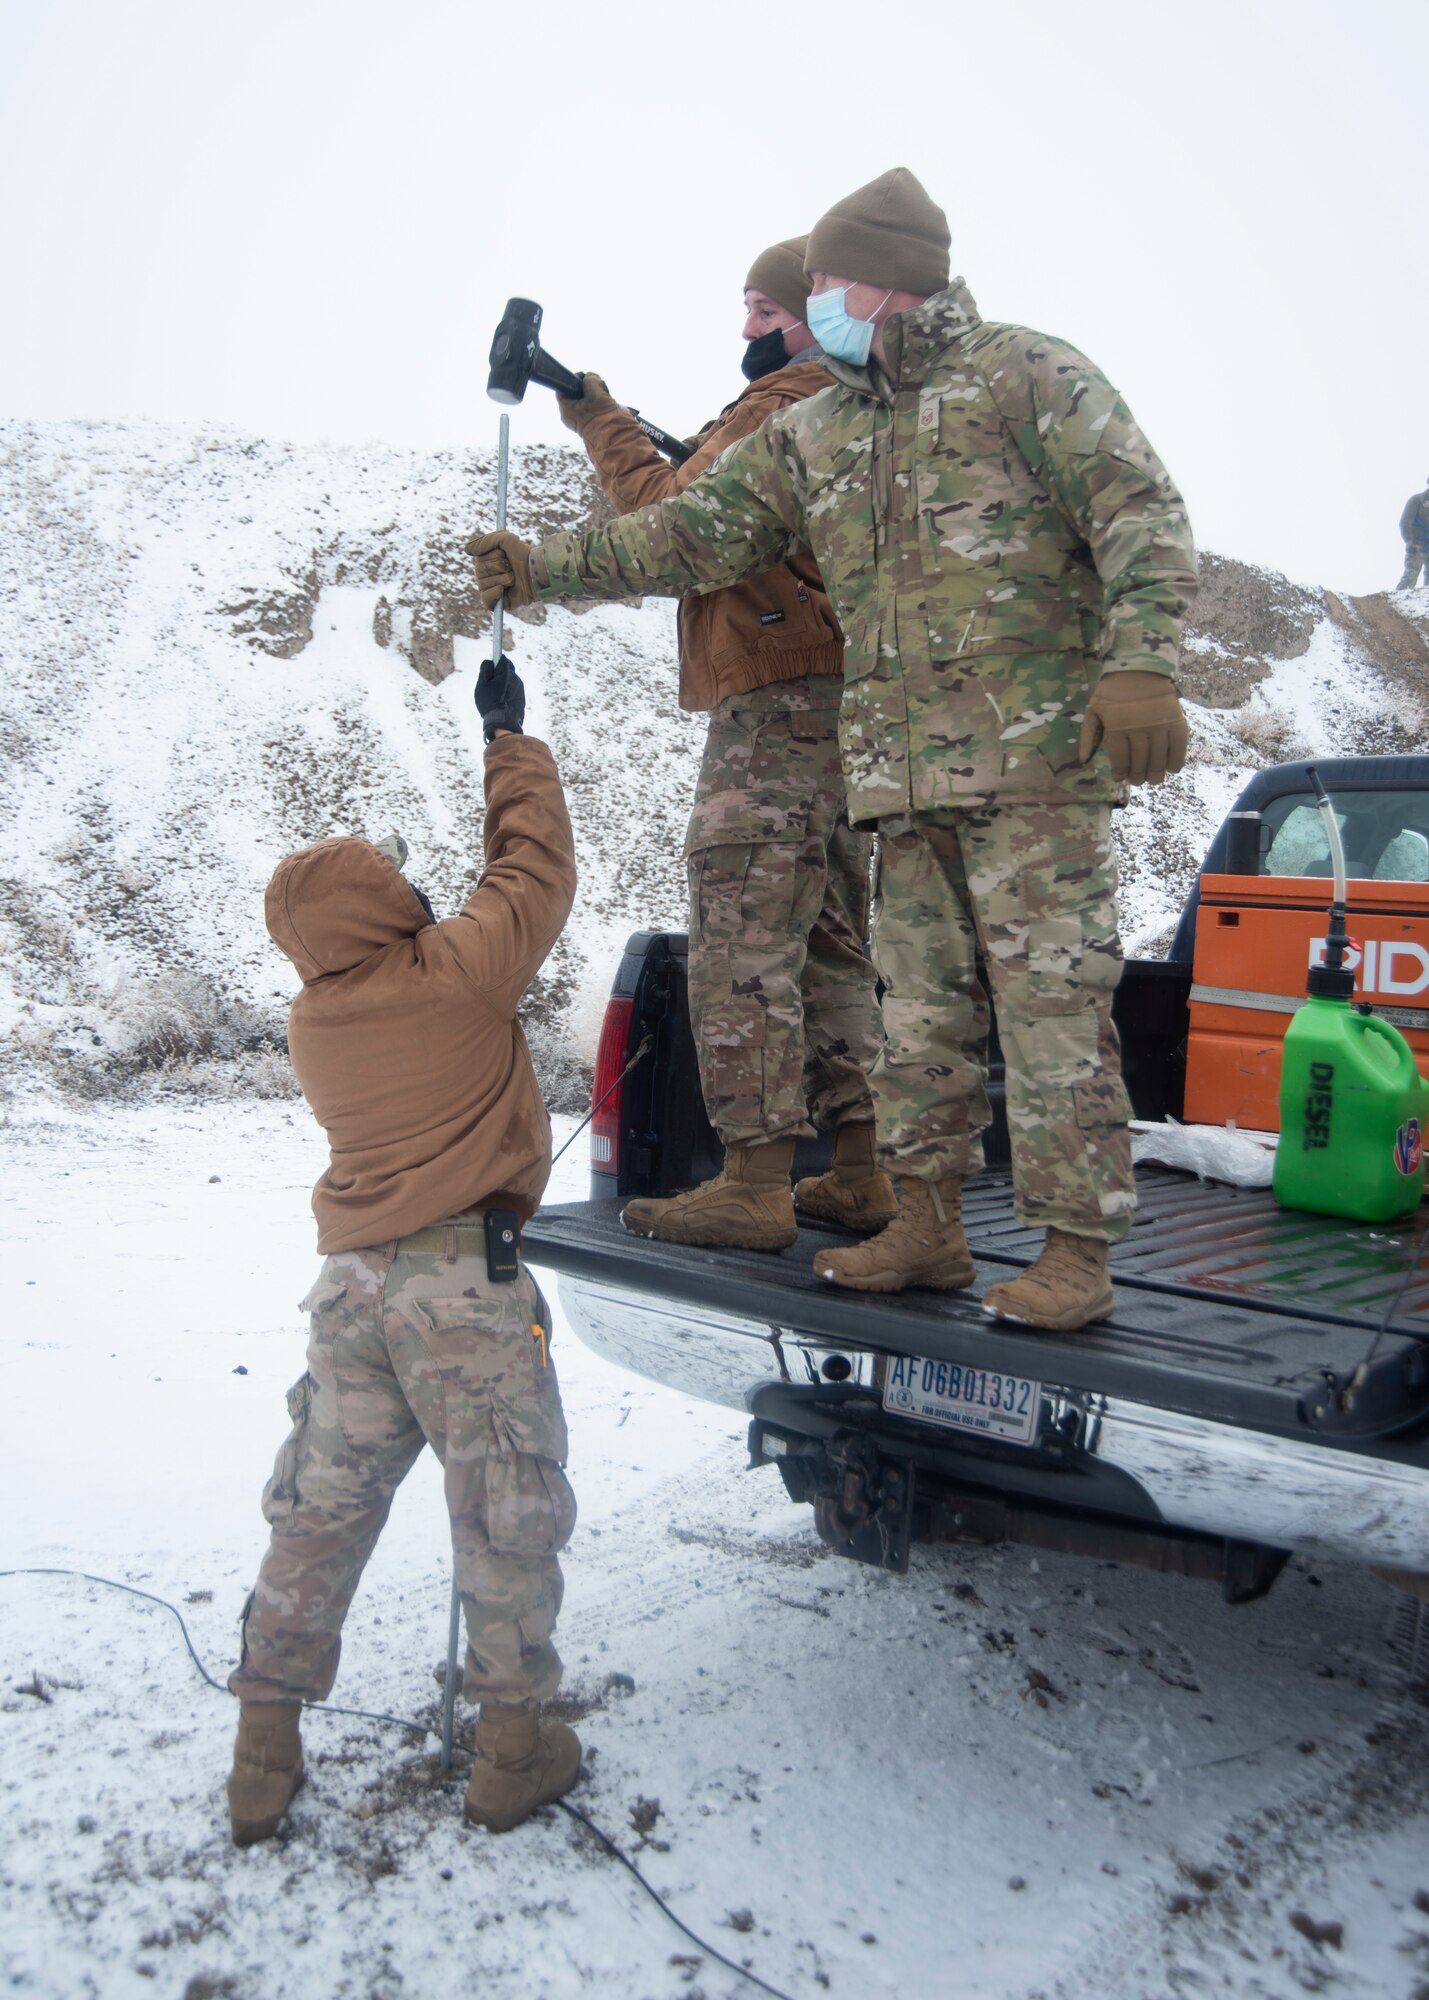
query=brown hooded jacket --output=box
[265,735,577,1253]
[577,360,842,711]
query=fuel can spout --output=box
[1306,765,1355,999]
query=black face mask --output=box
[741,327,788,382]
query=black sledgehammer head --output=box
[487,297,542,405]
[487,297,584,405]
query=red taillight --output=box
[590,995,635,1175]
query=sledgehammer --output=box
[487,296,692,464]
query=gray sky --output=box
[2,0,1424,594]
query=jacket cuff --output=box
[1099,607,1184,679]
[533,534,581,601]
[1096,657,1178,680]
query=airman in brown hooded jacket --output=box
[226,663,584,1844]
[553,236,891,1256]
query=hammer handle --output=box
[491,411,509,663]
[534,347,693,465]
[529,351,585,399]
[629,412,694,466]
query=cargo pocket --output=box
[490,1340,570,1464]
[261,1373,312,1523]
[692,844,802,953]
[785,697,840,746]
[409,1292,539,1411]
[687,713,820,848]
[1025,916,1088,1018]
[412,1293,570,1462]
[485,1423,577,1559]
[299,1269,349,1319]
[1073,1072,1133,1130]
[411,1297,501,1332]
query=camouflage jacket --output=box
[533,281,1197,823]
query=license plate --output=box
[882,1353,1041,1446]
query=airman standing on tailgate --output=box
[470,169,1198,1334]
[541,236,890,1253]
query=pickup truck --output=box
[526,756,1429,1622]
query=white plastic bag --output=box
[1129,1118,1277,1188]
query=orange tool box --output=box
[1183,873,1429,1132]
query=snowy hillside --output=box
[2,419,1426,1108]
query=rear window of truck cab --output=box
[1261,792,1429,883]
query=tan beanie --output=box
[805,168,950,295]
[744,235,812,321]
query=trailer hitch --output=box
[811,1432,916,1575]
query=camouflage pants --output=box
[868,802,1135,1241]
[686,675,881,1144]
[1400,547,1428,590]
[229,1217,575,1712]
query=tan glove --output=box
[556,371,620,438]
[1078,669,1189,786]
[466,530,537,612]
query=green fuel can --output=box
[1274,995,1429,1222]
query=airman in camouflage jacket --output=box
[532,281,1198,827]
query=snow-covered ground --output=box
[3,1104,1428,2000]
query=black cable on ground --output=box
[2,1567,230,1690]
[1,1567,796,2000]
[556,1798,795,2000]
[0,1569,422,1734]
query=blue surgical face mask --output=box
[806,286,892,366]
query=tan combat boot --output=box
[620,1137,798,1251]
[982,1228,1115,1332]
[227,1701,304,1847]
[464,1704,582,1832]
[794,1120,899,1233]
[812,1176,974,1293]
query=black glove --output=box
[475,654,526,744]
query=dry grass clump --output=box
[1224,704,1311,766]
[5,971,293,1104]
[145,1046,301,1103]
[521,1017,594,1118]
[5,967,587,1116]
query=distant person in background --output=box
[226,658,583,1845]
[537,235,891,1254]
[1399,480,1429,589]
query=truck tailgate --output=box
[525,1166,1429,1447]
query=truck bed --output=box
[526,1165,1429,1450]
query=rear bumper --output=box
[556,1272,1429,1572]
